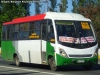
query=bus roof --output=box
[3,13,46,25]
[45,12,90,21]
[3,12,90,25]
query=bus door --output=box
[41,19,55,64]
[41,19,47,63]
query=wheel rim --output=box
[16,57,19,66]
[51,59,56,70]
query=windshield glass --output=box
[55,20,96,44]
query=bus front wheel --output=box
[83,65,92,70]
[14,55,21,67]
[49,57,58,71]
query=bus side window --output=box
[13,24,19,40]
[2,26,6,40]
[19,23,29,40]
[29,21,41,39]
[7,25,12,40]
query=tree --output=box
[21,3,30,16]
[49,0,57,11]
[0,3,30,21]
[59,0,68,12]
[0,3,30,46]
[72,0,100,47]
[72,0,78,13]
[35,2,42,14]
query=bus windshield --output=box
[55,20,96,45]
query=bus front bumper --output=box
[56,54,98,66]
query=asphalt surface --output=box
[0,56,100,75]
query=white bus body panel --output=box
[13,40,43,64]
[42,40,46,52]
[44,12,91,21]
[28,40,41,64]
[56,44,98,58]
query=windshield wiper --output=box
[70,33,76,46]
[79,32,89,44]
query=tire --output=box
[14,55,21,67]
[83,65,92,70]
[49,57,58,71]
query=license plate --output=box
[77,60,84,63]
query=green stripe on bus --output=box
[46,42,55,61]
[56,54,98,66]
[1,41,15,60]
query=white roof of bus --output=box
[44,12,91,21]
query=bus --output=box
[1,12,98,71]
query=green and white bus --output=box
[1,12,98,71]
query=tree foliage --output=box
[59,0,68,12]
[0,3,30,22]
[35,2,42,14]
[0,2,30,46]
[72,0,100,47]
[49,0,57,11]
[49,0,68,12]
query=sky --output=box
[30,0,73,15]
[67,0,73,12]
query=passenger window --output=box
[29,21,41,39]
[7,25,12,40]
[2,26,6,40]
[19,23,29,39]
[13,24,19,40]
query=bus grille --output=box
[69,54,92,57]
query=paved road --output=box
[0,56,100,75]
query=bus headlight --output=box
[59,48,68,57]
[93,48,98,56]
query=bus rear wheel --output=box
[14,55,21,67]
[83,65,92,70]
[49,57,58,71]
